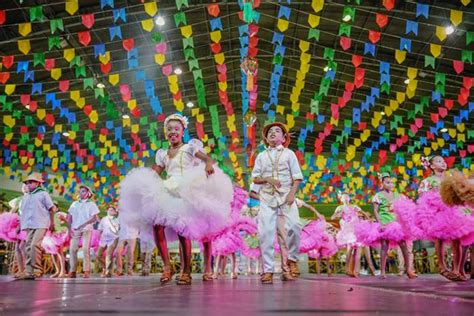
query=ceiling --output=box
[0,0,472,203]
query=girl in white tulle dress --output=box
[119,113,234,285]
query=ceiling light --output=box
[419,71,427,78]
[122,114,130,119]
[342,14,352,22]
[62,132,70,137]
[96,83,105,89]
[174,68,183,75]
[323,66,330,72]
[404,79,410,84]
[381,111,386,116]
[25,105,30,109]
[440,128,448,133]
[155,16,165,26]
[186,101,194,108]
[445,25,455,35]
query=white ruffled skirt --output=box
[119,165,233,241]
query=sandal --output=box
[407,271,418,279]
[160,268,175,285]
[202,273,214,281]
[440,269,459,281]
[177,273,192,285]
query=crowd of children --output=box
[0,115,473,284]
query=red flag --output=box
[100,62,112,74]
[2,55,14,69]
[0,72,10,84]
[376,13,388,28]
[81,14,95,29]
[45,58,55,71]
[352,54,362,67]
[453,60,464,74]
[59,80,70,92]
[45,114,55,127]
[210,43,221,54]
[444,99,453,110]
[207,4,220,17]
[339,36,351,51]
[78,31,91,46]
[0,10,5,25]
[383,0,395,11]
[122,38,135,51]
[368,30,381,44]
[20,94,30,105]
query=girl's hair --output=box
[421,154,443,171]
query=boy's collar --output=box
[266,144,285,151]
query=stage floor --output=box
[0,274,473,315]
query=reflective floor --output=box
[0,274,473,315]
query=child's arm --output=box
[67,214,73,236]
[77,214,99,231]
[286,151,303,205]
[252,154,281,188]
[48,206,56,232]
[299,200,325,220]
[286,179,302,205]
[195,151,215,176]
[155,165,164,176]
[330,206,342,221]
[373,202,381,223]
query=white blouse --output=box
[155,139,205,178]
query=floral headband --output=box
[420,156,434,170]
[378,172,391,182]
[164,113,189,130]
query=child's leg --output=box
[452,239,462,276]
[231,253,237,278]
[220,255,227,274]
[380,240,389,278]
[364,247,376,275]
[399,240,417,278]
[126,238,137,275]
[327,257,332,276]
[153,225,172,275]
[435,239,448,272]
[25,229,47,277]
[353,247,361,277]
[96,246,106,274]
[316,258,321,275]
[81,230,92,274]
[470,245,474,278]
[178,235,192,274]
[58,247,66,277]
[283,203,301,265]
[277,214,290,274]
[213,255,221,278]
[345,246,352,275]
[258,203,278,274]
[105,239,118,276]
[460,246,469,277]
[396,245,405,275]
[115,240,125,275]
[15,241,25,274]
[202,241,213,275]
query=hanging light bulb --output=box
[155,16,165,26]
[440,128,448,133]
[186,101,194,108]
[445,25,455,35]
[174,68,183,75]
[404,79,410,84]
[122,114,130,119]
[342,14,352,22]
[96,83,105,89]
[62,132,70,137]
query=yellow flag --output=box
[131,124,139,133]
[191,108,200,117]
[407,79,418,91]
[108,74,119,86]
[5,84,15,95]
[70,90,80,101]
[218,81,227,91]
[354,138,361,147]
[19,23,32,36]
[37,109,46,120]
[3,115,15,128]
[299,40,310,52]
[214,53,225,65]
[457,134,465,142]
[286,114,295,129]
[461,0,471,5]
[144,2,158,16]
[395,49,406,64]
[406,87,415,99]
[396,92,406,103]
[457,123,465,132]
[449,128,457,138]
[435,26,447,41]
[141,19,154,32]
[180,25,193,38]
[76,97,85,108]
[384,106,392,116]
[89,110,98,124]
[407,67,418,79]
[437,138,445,147]
[18,39,31,54]
[308,14,320,28]
[450,10,462,26]
[65,0,79,15]
[389,99,399,110]
[276,105,285,114]
[127,99,137,110]
[99,52,110,64]
[423,147,432,156]
[174,99,184,112]
[63,48,75,62]
[277,19,289,32]
[154,53,165,65]
[311,0,324,13]
[210,30,222,43]
[51,68,62,80]
[430,44,441,57]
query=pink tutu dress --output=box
[395,175,474,245]
[300,219,338,258]
[334,204,362,248]
[0,212,26,242]
[41,212,70,255]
